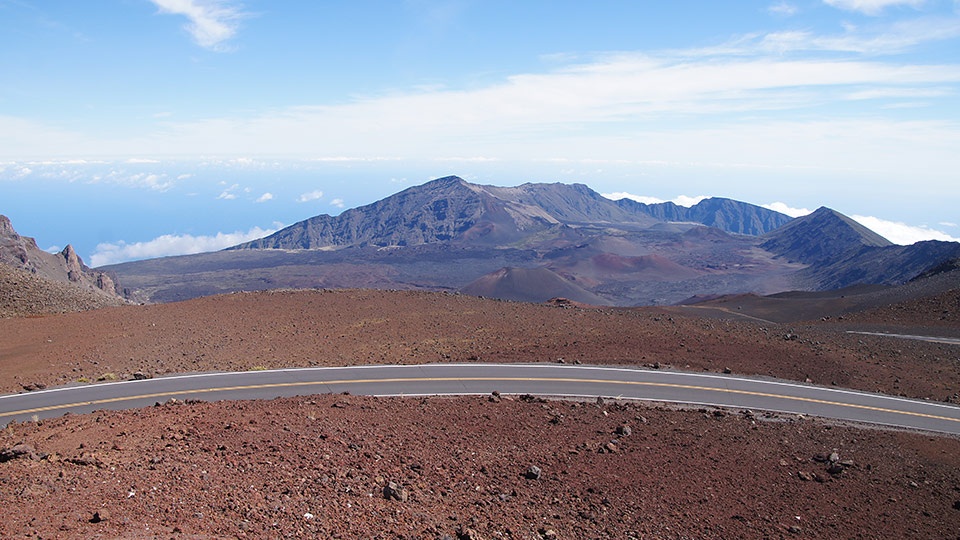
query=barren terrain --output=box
[1,286,959,538]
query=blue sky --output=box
[1,0,958,266]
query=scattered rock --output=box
[20,382,46,392]
[488,391,501,403]
[384,481,409,502]
[524,465,542,480]
[797,471,813,481]
[66,454,103,468]
[601,441,620,454]
[615,424,632,437]
[827,462,843,476]
[90,509,110,523]
[0,443,39,462]
[457,527,485,540]
[131,371,152,380]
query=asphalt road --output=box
[2,364,959,435]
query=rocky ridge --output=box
[0,215,126,314]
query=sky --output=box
[1,0,958,266]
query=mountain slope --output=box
[760,207,892,266]
[759,207,960,289]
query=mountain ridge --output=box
[231,176,785,251]
[99,176,960,306]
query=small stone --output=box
[797,471,812,481]
[524,465,542,480]
[827,462,844,476]
[90,509,110,523]
[457,527,485,540]
[615,425,632,437]
[384,481,409,502]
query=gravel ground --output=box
[1,286,959,538]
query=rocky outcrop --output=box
[62,245,83,282]
[0,215,127,315]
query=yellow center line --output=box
[2,376,958,424]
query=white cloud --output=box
[602,192,710,207]
[823,0,926,16]
[851,215,960,245]
[330,198,345,208]
[941,221,958,228]
[762,202,813,217]
[149,0,247,51]
[768,1,799,16]
[88,170,175,191]
[90,225,278,266]
[217,183,239,199]
[255,192,273,203]
[297,190,324,203]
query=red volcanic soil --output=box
[2,288,959,401]
[2,394,960,539]
[2,288,960,538]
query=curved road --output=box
[2,364,959,435]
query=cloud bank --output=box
[91,225,278,267]
[851,215,960,245]
[602,193,711,207]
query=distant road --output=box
[846,331,960,346]
[2,364,959,435]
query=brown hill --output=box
[460,266,609,305]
